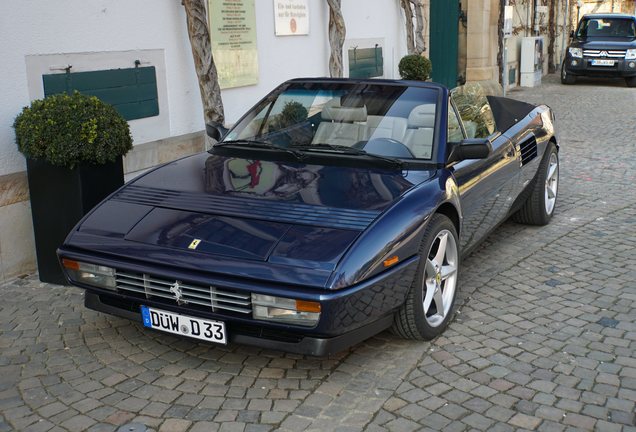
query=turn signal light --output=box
[62,258,80,270]
[295,300,321,313]
[383,256,399,267]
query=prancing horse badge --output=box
[188,239,201,250]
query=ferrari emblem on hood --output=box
[188,239,201,250]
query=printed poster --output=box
[209,0,259,89]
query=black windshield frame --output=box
[214,79,445,167]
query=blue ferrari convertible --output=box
[58,79,559,355]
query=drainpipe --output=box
[526,2,531,36]
[533,0,540,35]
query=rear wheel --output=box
[561,62,576,85]
[626,77,636,88]
[513,142,559,225]
[392,214,459,340]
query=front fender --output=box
[327,170,461,289]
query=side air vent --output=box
[519,136,538,167]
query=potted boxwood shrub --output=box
[398,54,433,81]
[14,92,133,284]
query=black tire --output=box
[561,62,576,85]
[513,142,559,226]
[392,214,460,341]
[626,77,636,88]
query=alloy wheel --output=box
[545,152,559,215]
[422,230,458,327]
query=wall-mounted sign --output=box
[274,0,309,36]
[209,0,259,89]
[503,6,514,37]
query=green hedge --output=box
[398,54,433,81]
[14,92,132,169]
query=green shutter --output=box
[42,67,159,121]
[349,47,384,79]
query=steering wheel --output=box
[358,137,415,158]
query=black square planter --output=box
[26,158,124,285]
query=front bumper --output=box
[564,54,636,77]
[85,291,395,356]
[62,252,418,356]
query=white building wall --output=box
[0,0,407,281]
[0,0,197,176]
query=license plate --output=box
[141,306,227,344]
[591,59,615,66]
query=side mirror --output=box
[206,122,228,142]
[448,138,491,163]
[570,30,575,38]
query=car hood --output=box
[573,37,636,49]
[69,152,434,284]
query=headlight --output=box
[568,47,583,58]
[251,294,320,327]
[62,259,116,290]
[626,49,636,60]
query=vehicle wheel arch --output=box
[549,136,559,151]
[434,202,461,238]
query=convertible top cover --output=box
[487,96,538,132]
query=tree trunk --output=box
[400,0,416,54]
[326,0,346,77]
[183,0,225,125]
[409,0,426,55]
[497,0,505,86]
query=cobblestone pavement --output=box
[2,75,636,432]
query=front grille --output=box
[116,270,252,314]
[583,49,626,58]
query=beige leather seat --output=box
[364,116,408,141]
[312,99,367,147]
[403,104,436,158]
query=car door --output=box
[448,93,520,252]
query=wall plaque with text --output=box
[274,0,309,36]
[209,0,259,89]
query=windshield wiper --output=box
[295,143,403,168]
[214,140,306,161]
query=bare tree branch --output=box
[408,0,426,55]
[326,0,346,77]
[400,0,416,54]
[183,0,225,125]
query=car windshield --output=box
[577,18,636,38]
[220,82,439,160]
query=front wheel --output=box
[561,62,576,85]
[513,142,559,225]
[392,214,460,340]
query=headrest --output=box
[321,98,367,122]
[407,104,436,128]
